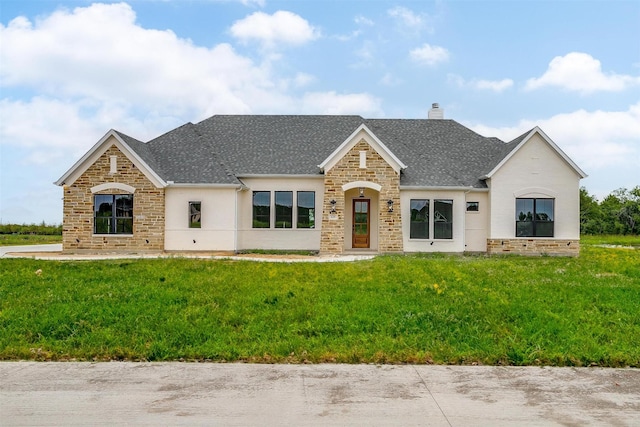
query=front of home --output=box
[55,105,587,256]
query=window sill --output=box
[92,234,134,237]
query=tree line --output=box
[581,186,639,235]
[0,222,62,235]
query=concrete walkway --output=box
[1,362,638,426]
[0,244,375,262]
[0,243,62,257]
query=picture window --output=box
[516,198,554,237]
[94,194,133,234]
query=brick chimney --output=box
[428,103,444,119]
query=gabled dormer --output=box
[317,124,407,174]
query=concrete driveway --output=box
[1,362,638,426]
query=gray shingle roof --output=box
[146,123,240,185]
[121,115,520,188]
[113,130,163,176]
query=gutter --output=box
[165,182,245,189]
[399,186,488,192]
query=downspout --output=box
[463,188,471,252]
[234,184,248,253]
[234,187,240,253]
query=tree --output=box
[580,186,640,235]
[579,187,602,234]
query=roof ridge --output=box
[147,122,196,144]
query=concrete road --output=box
[1,363,638,426]
[0,244,62,257]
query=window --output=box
[434,199,453,239]
[410,199,429,239]
[466,201,479,212]
[297,191,315,228]
[253,190,316,229]
[253,191,270,228]
[189,201,201,228]
[94,194,133,234]
[516,198,554,237]
[275,191,293,228]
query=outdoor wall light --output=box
[387,199,394,212]
[330,199,337,214]
[359,187,365,198]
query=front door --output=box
[352,199,370,248]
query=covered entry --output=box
[317,127,406,255]
[343,181,381,251]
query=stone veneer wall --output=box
[62,145,165,252]
[320,139,403,254]
[487,239,580,256]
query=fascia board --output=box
[236,174,324,179]
[166,183,243,188]
[400,185,486,191]
[318,124,407,173]
[483,127,587,180]
[55,130,166,188]
[55,129,117,186]
[532,126,588,178]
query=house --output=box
[55,104,587,256]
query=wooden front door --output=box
[352,199,370,248]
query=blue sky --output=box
[1,0,639,224]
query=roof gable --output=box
[318,124,407,174]
[54,130,166,188]
[483,126,587,179]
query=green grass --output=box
[0,223,62,246]
[581,234,640,247]
[1,240,638,366]
[0,234,62,246]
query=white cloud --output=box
[300,92,383,116]
[355,15,374,26]
[448,74,513,92]
[0,3,274,118]
[467,102,640,171]
[293,72,315,88]
[229,10,319,48]
[0,3,378,163]
[409,43,449,66]
[334,14,373,41]
[380,73,402,87]
[239,0,266,6]
[353,41,376,67]
[475,79,514,92]
[387,6,432,34]
[388,6,422,28]
[525,52,640,94]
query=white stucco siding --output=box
[237,177,323,250]
[465,191,489,252]
[489,133,582,239]
[401,190,466,253]
[165,187,237,251]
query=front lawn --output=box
[0,240,638,366]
